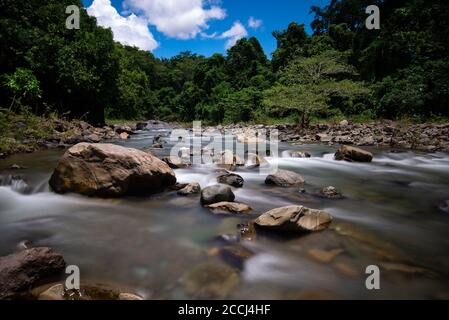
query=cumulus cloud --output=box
[87,0,158,51]
[220,21,248,49]
[124,0,226,40]
[248,16,262,29]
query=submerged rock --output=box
[182,262,240,299]
[307,248,343,263]
[177,182,201,196]
[318,186,344,200]
[201,185,235,205]
[49,143,176,197]
[36,283,143,300]
[217,173,244,188]
[265,169,305,187]
[334,145,373,162]
[439,200,449,213]
[0,247,66,299]
[219,245,254,269]
[254,205,333,233]
[288,151,311,158]
[206,202,252,215]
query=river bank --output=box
[3,115,448,160]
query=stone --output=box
[0,247,66,299]
[9,164,27,170]
[49,143,176,197]
[316,133,331,142]
[219,245,254,269]
[254,205,333,233]
[217,173,244,188]
[288,151,311,158]
[162,156,191,169]
[439,200,449,213]
[151,142,163,149]
[318,186,344,199]
[182,262,240,299]
[177,182,201,196]
[334,145,373,162]
[339,120,349,126]
[206,202,252,215]
[119,132,129,140]
[265,169,305,187]
[36,283,144,300]
[307,248,343,263]
[200,185,235,205]
[85,133,101,143]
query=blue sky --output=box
[82,0,329,58]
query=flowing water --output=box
[1,129,449,299]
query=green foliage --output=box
[0,0,447,126]
[3,68,41,109]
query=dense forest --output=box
[0,0,448,126]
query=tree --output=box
[271,23,308,71]
[263,84,328,128]
[3,68,41,111]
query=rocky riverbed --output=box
[1,122,449,300]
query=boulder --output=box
[0,247,66,299]
[217,173,244,188]
[335,145,373,162]
[254,205,333,233]
[318,186,343,199]
[113,125,134,135]
[206,202,252,215]
[265,169,305,187]
[177,182,201,196]
[201,185,235,205]
[49,143,176,197]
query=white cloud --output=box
[220,21,248,49]
[87,0,158,51]
[248,16,262,29]
[124,0,226,40]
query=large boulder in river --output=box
[201,185,235,205]
[265,169,305,187]
[0,247,66,299]
[254,205,333,233]
[335,145,373,162]
[49,143,177,197]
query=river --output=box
[1,128,449,299]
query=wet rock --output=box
[9,164,27,170]
[265,169,305,187]
[119,132,129,140]
[219,245,254,269]
[16,240,32,251]
[201,185,235,205]
[162,156,191,169]
[316,133,331,142]
[206,202,252,215]
[36,283,143,300]
[245,153,268,168]
[182,262,240,299]
[217,173,244,188]
[151,142,163,149]
[254,205,333,233]
[49,143,176,197]
[307,248,343,263]
[136,120,170,131]
[113,125,134,135]
[215,150,238,171]
[288,151,311,158]
[318,186,343,200]
[334,145,373,162]
[177,182,201,196]
[85,133,101,143]
[170,183,189,191]
[0,247,66,299]
[339,120,349,126]
[439,200,449,213]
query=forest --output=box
[0,0,448,126]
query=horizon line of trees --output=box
[0,0,448,126]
